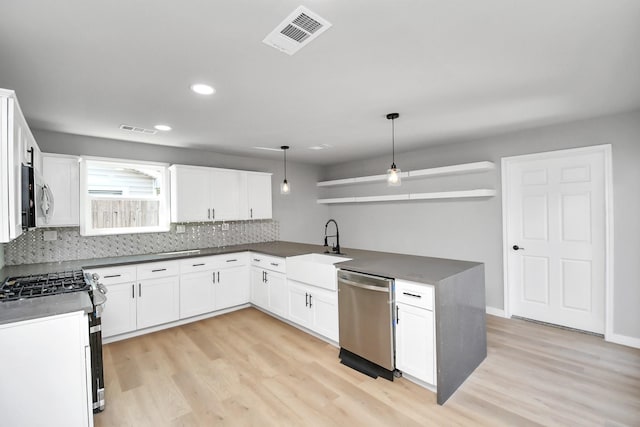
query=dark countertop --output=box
[0,240,482,325]
[0,291,93,326]
[1,240,481,285]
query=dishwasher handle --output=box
[339,277,390,293]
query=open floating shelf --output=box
[317,161,495,187]
[317,189,497,204]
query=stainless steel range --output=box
[0,270,106,413]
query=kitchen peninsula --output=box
[0,240,486,405]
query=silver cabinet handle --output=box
[132,284,134,299]
[138,283,141,297]
[212,208,215,219]
[305,293,309,307]
[308,294,312,308]
[270,262,279,267]
[253,258,261,262]
[152,268,166,272]
[250,208,253,218]
[208,208,211,219]
[104,274,121,278]
[192,263,205,267]
[226,259,237,263]
[217,271,220,282]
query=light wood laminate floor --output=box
[95,308,640,426]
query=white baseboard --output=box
[606,333,640,349]
[485,306,506,318]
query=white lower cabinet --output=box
[0,311,93,427]
[250,253,287,318]
[101,281,137,337]
[136,276,180,329]
[395,279,436,385]
[287,279,339,342]
[214,265,249,310]
[179,254,250,319]
[87,261,180,339]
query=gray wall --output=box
[323,110,640,340]
[32,130,329,245]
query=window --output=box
[80,157,170,236]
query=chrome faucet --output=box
[324,219,341,254]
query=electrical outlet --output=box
[176,225,186,234]
[221,223,230,231]
[43,230,57,241]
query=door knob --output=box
[512,245,524,251]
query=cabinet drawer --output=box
[137,260,179,279]
[216,252,248,269]
[250,253,286,274]
[86,265,136,286]
[179,256,218,274]
[395,279,434,310]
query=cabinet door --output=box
[210,169,242,221]
[7,98,24,240]
[215,266,250,310]
[250,267,269,310]
[170,166,211,222]
[180,270,215,319]
[310,289,339,341]
[137,276,180,329]
[246,173,272,220]
[266,271,287,318]
[41,154,79,226]
[396,302,435,385]
[101,282,137,338]
[287,282,313,328]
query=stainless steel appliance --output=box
[337,269,395,380]
[0,270,106,412]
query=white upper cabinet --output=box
[245,172,272,220]
[40,153,80,227]
[170,165,214,222]
[170,165,242,222]
[170,165,272,223]
[210,168,242,221]
[1,89,40,242]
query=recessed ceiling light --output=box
[154,124,172,131]
[308,144,332,150]
[190,83,215,95]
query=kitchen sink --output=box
[286,253,352,291]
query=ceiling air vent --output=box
[263,6,332,55]
[119,124,157,135]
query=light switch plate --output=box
[43,230,57,241]
[176,225,186,234]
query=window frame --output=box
[79,156,171,236]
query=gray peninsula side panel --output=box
[436,263,487,405]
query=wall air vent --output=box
[263,6,332,55]
[119,124,157,135]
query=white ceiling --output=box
[1,0,639,165]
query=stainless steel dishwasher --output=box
[337,269,395,380]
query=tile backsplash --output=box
[2,220,279,265]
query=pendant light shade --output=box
[386,113,401,186]
[280,145,291,195]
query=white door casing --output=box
[502,145,613,335]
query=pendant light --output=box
[386,112,401,186]
[280,145,291,195]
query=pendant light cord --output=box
[284,148,287,180]
[391,117,395,166]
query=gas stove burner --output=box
[0,270,91,302]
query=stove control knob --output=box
[97,283,108,295]
[92,273,100,281]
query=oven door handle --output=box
[339,278,389,292]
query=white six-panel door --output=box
[503,146,610,334]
